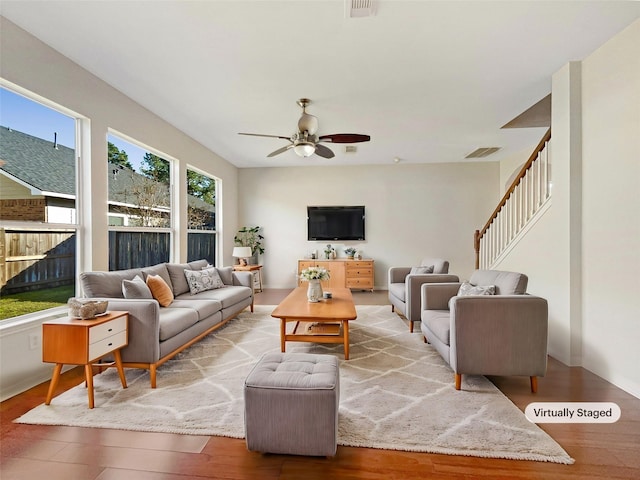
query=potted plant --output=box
[344,247,356,259]
[234,226,264,264]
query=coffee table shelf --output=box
[271,287,357,359]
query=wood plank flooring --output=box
[2,289,639,479]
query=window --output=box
[187,167,217,265]
[107,133,173,270]
[0,85,78,320]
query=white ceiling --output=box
[2,1,639,168]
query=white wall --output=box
[495,20,640,398]
[581,20,640,398]
[238,163,499,289]
[0,18,241,400]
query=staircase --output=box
[474,129,552,269]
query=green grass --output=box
[0,285,74,320]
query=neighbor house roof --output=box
[0,126,214,212]
[0,126,75,197]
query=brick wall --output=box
[0,199,46,221]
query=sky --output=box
[0,86,147,171]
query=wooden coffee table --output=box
[271,287,357,359]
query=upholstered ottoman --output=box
[244,352,340,456]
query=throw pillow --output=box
[146,274,174,307]
[411,265,434,274]
[458,282,496,296]
[406,265,434,281]
[184,267,225,295]
[213,266,233,285]
[122,275,153,299]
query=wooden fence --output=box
[109,231,216,270]
[0,228,76,294]
[1,229,217,294]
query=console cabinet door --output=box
[315,261,345,289]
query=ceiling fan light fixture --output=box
[293,142,316,157]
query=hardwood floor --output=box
[2,289,639,479]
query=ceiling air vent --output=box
[345,145,357,153]
[346,0,375,18]
[465,147,501,159]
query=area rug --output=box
[16,305,573,464]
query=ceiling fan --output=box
[238,98,370,159]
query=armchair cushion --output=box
[468,270,527,295]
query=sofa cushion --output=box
[141,264,173,291]
[215,266,234,285]
[146,274,174,307]
[122,275,153,299]
[158,307,199,341]
[184,267,225,294]
[421,310,451,346]
[166,260,211,296]
[176,285,251,309]
[80,268,143,298]
[168,299,222,321]
[469,270,528,295]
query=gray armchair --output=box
[388,258,459,332]
[420,270,548,392]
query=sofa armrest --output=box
[232,271,252,288]
[388,267,411,284]
[95,298,161,364]
[405,274,459,321]
[421,282,462,311]
[449,295,548,376]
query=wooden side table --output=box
[233,264,263,293]
[42,310,129,409]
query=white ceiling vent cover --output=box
[345,145,357,153]
[346,0,375,18]
[465,147,501,159]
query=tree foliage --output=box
[108,142,133,169]
[140,152,169,183]
[188,170,215,206]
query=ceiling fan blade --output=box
[314,144,335,159]
[239,132,291,141]
[318,133,371,144]
[267,144,294,157]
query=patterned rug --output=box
[16,305,573,463]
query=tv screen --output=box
[307,206,365,241]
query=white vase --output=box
[307,279,323,303]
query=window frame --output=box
[0,80,84,326]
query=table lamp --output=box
[232,246,252,266]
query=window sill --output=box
[0,307,68,335]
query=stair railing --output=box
[474,129,551,269]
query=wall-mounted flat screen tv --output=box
[307,206,365,241]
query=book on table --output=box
[296,322,342,335]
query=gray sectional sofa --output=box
[80,259,254,387]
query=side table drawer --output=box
[90,315,127,343]
[89,330,127,361]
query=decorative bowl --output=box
[68,298,108,319]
